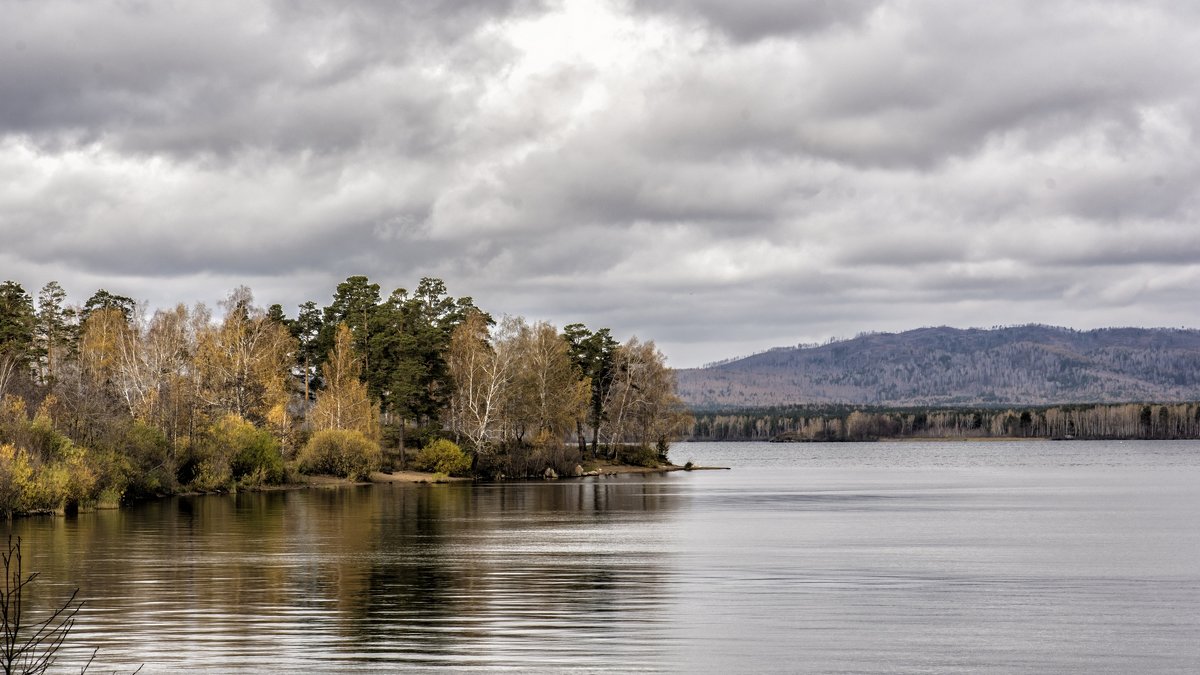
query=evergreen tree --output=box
[288,301,324,408]
[34,281,75,385]
[563,323,618,457]
[81,289,136,323]
[0,282,35,397]
[321,276,380,373]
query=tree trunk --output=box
[398,417,407,469]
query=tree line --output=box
[0,277,690,516]
[691,402,1200,442]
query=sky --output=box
[2,0,1198,368]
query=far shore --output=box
[765,435,1056,443]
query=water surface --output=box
[9,440,1200,673]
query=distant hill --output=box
[676,325,1200,409]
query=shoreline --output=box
[328,461,731,488]
[20,460,731,517]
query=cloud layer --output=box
[2,0,1198,366]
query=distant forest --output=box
[690,402,1200,442]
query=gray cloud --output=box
[3,0,1200,367]
[633,0,884,42]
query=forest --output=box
[691,403,1200,442]
[0,277,690,516]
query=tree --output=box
[0,283,35,399]
[1,537,88,675]
[265,304,286,325]
[510,320,589,450]
[33,282,74,386]
[309,324,378,440]
[193,288,295,434]
[321,276,380,374]
[80,289,135,324]
[369,278,486,464]
[444,311,516,461]
[563,323,618,457]
[77,308,129,400]
[140,305,198,450]
[601,338,691,461]
[288,301,324,411]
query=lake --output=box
[7,440,1200,673]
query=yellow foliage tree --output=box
[309,323,379,440]
[193,288,294,436]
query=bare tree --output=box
[2,536,87,675]
[444,312,518,458]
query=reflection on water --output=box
[7,442,1200,673]
[10,478,684,673]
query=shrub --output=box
[0,444,33,518]
[297,429,381,480]
[225,424,283,486]
[23,463,71,514]
[620,444,660,468]
[112,422,174,500]
[413,439,471,476]
[182,415,283,490]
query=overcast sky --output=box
[2,0,1197,367]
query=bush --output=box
[297,429,381,480]
[112,422,174,500]
[23,463,70,514]
[0,444,33,518]
[0,417,100,511]
[620,444,660,468]
[181,415,283,490]
[412,439,471,476]
[225,423,283,486]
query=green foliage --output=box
[0,401,100,515]
[86,421,174,503]
[179,415,283,491]
[413,439,471,476]
[222,417,284,486]
[563,324,619,454]
[619,444,660,468]
[370,277,484,431]
[297,429,381,480]
[22,462,71,514]
[81,288,136,324]
[0,282,35,365]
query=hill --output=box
[676,325,1200,409]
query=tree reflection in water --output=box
[7,476,686,672]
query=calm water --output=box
[7,440,1200,673]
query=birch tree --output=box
[601,337,691,459]
[193,288,294,430]
[445,312,517,458]
[510,320,589,448]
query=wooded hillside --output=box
[677,325,1200,408]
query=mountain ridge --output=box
[676,325,1200,409]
